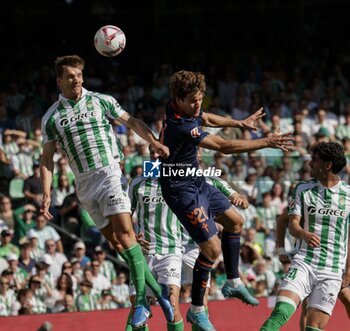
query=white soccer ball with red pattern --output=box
[94,25,126,57]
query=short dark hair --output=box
[55,55,85,77]
[169,70,206,100]
[310,142,346,174]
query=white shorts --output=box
[280,259,342,316]
[75,162,131,229]
[130,253,182,296]
[181,246,210,288]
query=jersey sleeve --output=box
[207,176,236,197]
[41,114,57,144]
[288,183,304,216]
[102,95,126,120]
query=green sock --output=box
[133,326,148,331]
[305,327,322,331]
[120,250,162,298]
[167,320,184,331]
[192,307,209,331]
[260,300,296,331]
[125,306,133,331]
[122,244,147,305]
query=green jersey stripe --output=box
[317,189,332,269]
[142,179,152,244]
[76,120,96,170]
[58,103,84,173]
[332,216,343,273]
[154,200,163,254]
[166,209,176,254]
[304,186,318,264]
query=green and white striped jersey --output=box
[289,179,350,273]
[42,88,125,175]
[129,176,236,254]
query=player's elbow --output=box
[218,141,237,154]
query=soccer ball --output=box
[94,25,126,57]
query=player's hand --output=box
[136,233,150,254]
[277,248,291,264]
[230,193,249,209]
[266,128,295,152]
[240,107,266,130]
[40,196,53,220]
[152,141,169,159]
[303,231,320,248]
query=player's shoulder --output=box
[339,180,350,192]
[294,179,318,192]
[42,100,61,124]
[88,90,115,101]
[130,176,157,190]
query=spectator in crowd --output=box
[52,157,75,189]
[13,204,37,246]
[71,257,83,283]
[44,239,67,282]
[6,253,27,290]
[90,260,111,294]
[27,275,47,314]
[50,174,74,223]
[23,162,43,209]
[75,279,98,312]
[26,229,41,261]
[98,288,119,310]
[60,293,77,313]
[111,271,130,308]
[0,229,19,258]
[34,215,63,254]
[0,275,16,316]
[61,261,79,294]
[13,288,33,316]
[18,242,36,275]
[257,192,279,256]
[11,138,34,180]
[0,196,15,230]
[93,246,117,285]
[73,241,91,269]
[49,272,74,313]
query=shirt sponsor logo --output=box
[59,111,97,127]
[107,195,124,207]
[307,205,346,217]
[165,268,180,279]
[142,196,165,204]
[190,127,201,138]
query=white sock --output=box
[190,305,205,313]
[227,278,242,288]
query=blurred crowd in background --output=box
[1,0,350,316]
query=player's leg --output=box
[100,223,174,324]
[260,289,300,331]
[338,286,350,318]
[260,260,311,331]
[299,299,308,331]
[182,247,211,331]
[151,254,184,331]
[208,184,259,306]
[305,308,330,331]
[305,273,342,330]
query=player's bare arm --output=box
[39,141,56,220]
[276,209,291,264]
[202,107,265,130]
[199,128,294,154]
[289,214,320,248]
[119,112,169,158]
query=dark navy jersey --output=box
[160,100,209,173]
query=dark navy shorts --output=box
[160,177,232,244]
